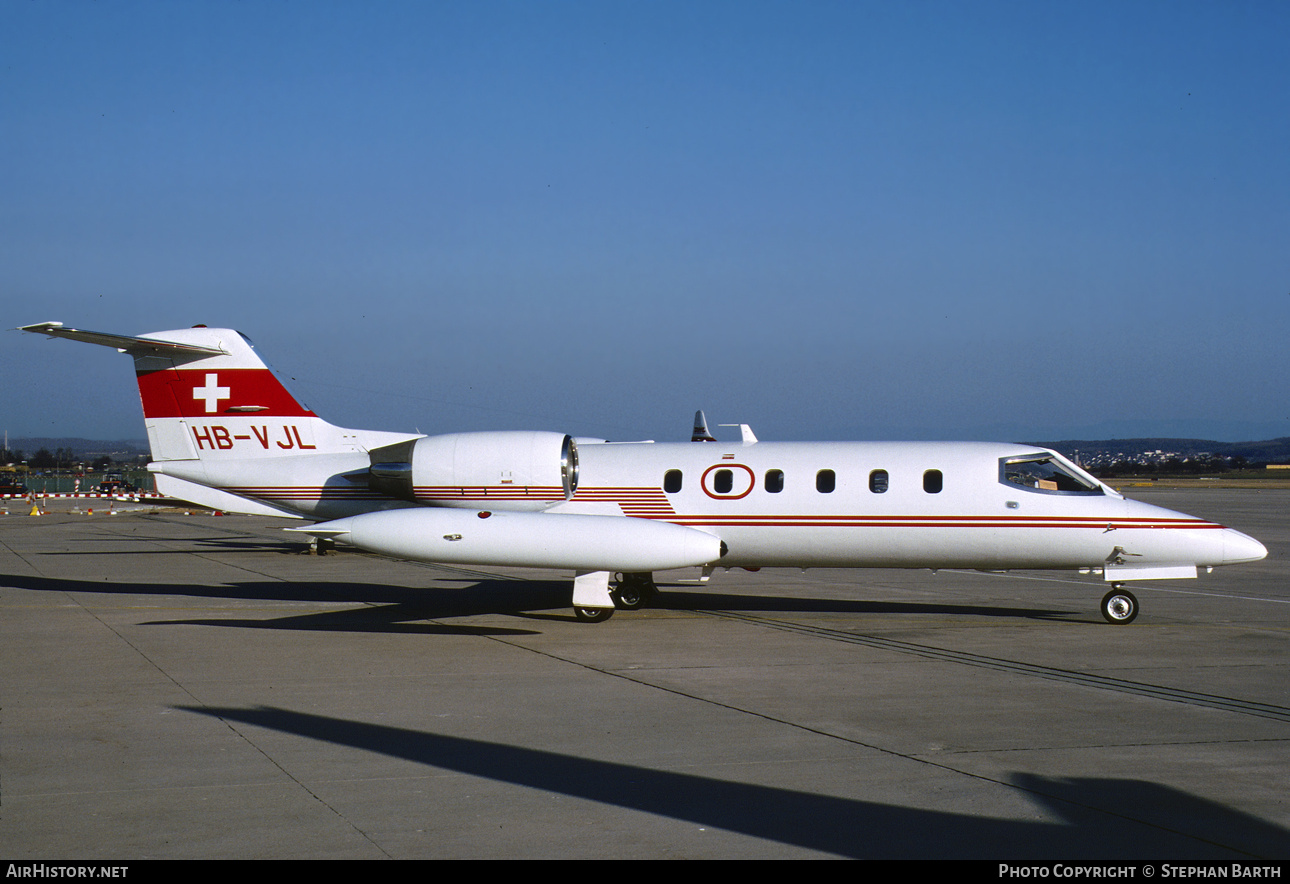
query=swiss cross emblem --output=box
[192,373,231,413]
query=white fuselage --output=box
[21,321,1267,619]
[165,437,1263,574]
[564,440,1254,572]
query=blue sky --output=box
[5,1,1288,444]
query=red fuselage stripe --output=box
[214,485,1224,530]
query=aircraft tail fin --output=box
[691,410,718,442]
[19,322,392,463]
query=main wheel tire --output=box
[610,573,658,610]
[1101,587,1139,624]
[574,606,614,623]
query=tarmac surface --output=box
[1,490,1287,860]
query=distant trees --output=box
[1092,455,1244,478]
[24,448,77,470]
[0,448,122,471]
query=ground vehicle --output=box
[0,479,29,496]
[98,476,136,494]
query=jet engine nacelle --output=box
[369,431,578,510]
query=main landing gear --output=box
[1101,584,1139,625]
[610,572,659,611]
[572,571,660,622]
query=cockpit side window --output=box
[1000,455,1103,495]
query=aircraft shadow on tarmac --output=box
[647,585,1072,621]
[33,535,313,555]
[2,571,1073,635]
[180,704,1290,860]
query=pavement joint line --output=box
[937,735,1290,756]
[709,610,1290,723]
[466,614,1267,858]
[195,706,394,858]
[40,574,395,858]
[947,568,1290,606]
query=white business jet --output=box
[20,322,1266,625]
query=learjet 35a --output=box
[20,322,1267,624]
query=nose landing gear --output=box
[1101,584,1139,624]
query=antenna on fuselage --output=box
[719,423,759,444]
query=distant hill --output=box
[7,436,1290,467]
[6,437,151,459]
[1033,437,1290,465]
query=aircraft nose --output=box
[1222,528,1267,565]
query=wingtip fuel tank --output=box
[294,508,726,573]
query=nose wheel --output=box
[1101,585,1139,624]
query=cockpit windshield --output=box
[1000,454,1104,495]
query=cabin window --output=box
[664,469,683,493]
[1000,455,1103,495]
[923,469,943,493]
[765,469,784,493]
[816,469,835,493]
[869,469,888,493]
[713,469,733,494]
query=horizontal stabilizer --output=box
[19,322,228,357]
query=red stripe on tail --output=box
[136,368,316,419]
